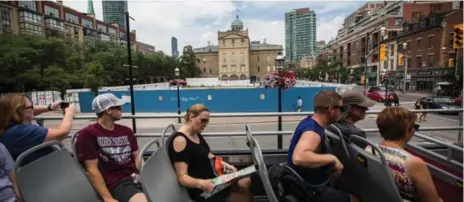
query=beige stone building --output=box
[299,55,317,69]
[193,15,283,81]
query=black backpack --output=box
[268,162,318,202]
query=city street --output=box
[38,93,462,152]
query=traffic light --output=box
[398,54,404,66]
[449,58,455,67]
[379,44,387,62]
[454,24,463,49]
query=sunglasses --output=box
[200,118,209,124]
[413,123,420,131]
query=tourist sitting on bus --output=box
[77,93,147,202]
[169,104,253,202]
[0,142,21,202]
[371,107,442,202]
[288,91,359,202]
[0,94,75,165]
[327,91,376,149]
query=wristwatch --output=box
[47,104,53,111]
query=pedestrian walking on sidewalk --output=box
[296,96,303,112]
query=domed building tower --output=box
[231,15,243,31]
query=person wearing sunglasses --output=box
[76,93,147,202]
[168,104,253,202]
[371,107,442,202]
[327,91,376,149]
[0,94,75,166]
[288,90,359,202]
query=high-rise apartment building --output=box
[285,8,317,64]
[102,0,128,29]
[171,37,179,57]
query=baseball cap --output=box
[92,93,126,113]
[342,91,376,108]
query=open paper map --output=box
[200,165,257,199]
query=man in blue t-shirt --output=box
[288,90,359,202]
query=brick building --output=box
[318,1,459,87]
[0,1,153,53]
[384,9,463,92]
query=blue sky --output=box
[63,0,366,55]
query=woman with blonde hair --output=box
[168,104,253,202]
[0,94,75,165]
[373,107,442,202]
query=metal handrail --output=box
[35,108,464,120]
[414,132,463,152]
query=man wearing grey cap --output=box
[327,91,376,149]
[77,93,147,202]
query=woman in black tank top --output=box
[168,104,253,202]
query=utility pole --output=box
[125,12,137,133]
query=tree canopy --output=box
[0,35,200,95]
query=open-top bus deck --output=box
[14,109,463,202]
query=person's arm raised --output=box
[407,156,442,202]
[292,131,338,168]
[44,104,75,142]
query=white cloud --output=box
[63,1,355,56]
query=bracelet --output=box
[47,104,53,111]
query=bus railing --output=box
[35,109,464,120]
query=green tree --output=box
[179,48,201,78]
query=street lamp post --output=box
[125,12,137,133]
[275,52,284,149]
[380,26,390,107]
[175,67,181,123]
[402,42,408,93]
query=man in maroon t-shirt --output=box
[77,93,147,202]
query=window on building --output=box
[20,22,43,35]
[394,18,402,26]
[232,39,235,46]
[231,52,235,62]
[407,57,412,69]
[65,13,78,24]
[222,65,227,72]
[416,56,422,68]
[427,55,434,67]
[203,67,206,73]
[222,40,226,46]
[18,1,37,11]
[209,68,212,73]
[81,18,93,28]
[108,28,116,36]
[44,6,59,17]
[231,65,236,72]
[257,66,260,72]
[1,7,11,34]
[428,36,434,48]
[46,18,63,30]
[241,38,244,43]
[417,39,421,49]
[20,11,42,24]
[97,24,107,32]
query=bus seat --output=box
[245,124,279,202]
[139,138,191,202]
[348,136,402,202]
[15,141,101,202]
[71,130,84,167]
[161,124,177,146]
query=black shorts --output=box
[313,186,351,202]
[109,180,144,202]
[196,188,230,202]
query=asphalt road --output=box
[39,100,461,152]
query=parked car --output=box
[417,96,460,115]
[454,91,462,106]
[367,86,395,102]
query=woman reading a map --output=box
[168,104,253,202]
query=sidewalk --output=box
[404,91,435,97]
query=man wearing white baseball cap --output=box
[77,93,147,202]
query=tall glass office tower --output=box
[285,8,317,63]
[102,0,128,29]
[171,37,179,57]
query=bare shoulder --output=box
[406,155,427,171]
[173,135,187,152]
[300,130,322,141]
